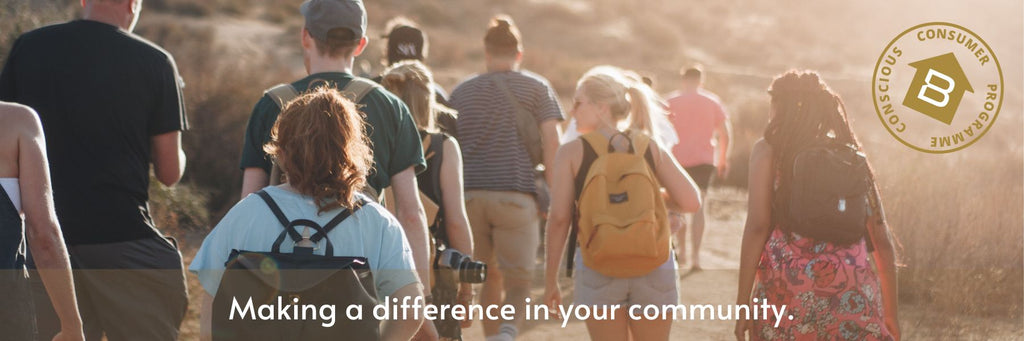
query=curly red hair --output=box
[264,86,372,213]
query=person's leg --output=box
[465,190,503,336]
[574,253,630,341]
[627,261,678,341]
[627,319,673,341]
[690,190,708,270]
[585,318,631,341]
[684,164,715,270]
[71,236,188,341]
[489,191,540,340]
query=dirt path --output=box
[458,188,1022,340]
[177,187,1021,340]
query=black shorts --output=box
[684,164,716,193]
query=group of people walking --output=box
[0,0,900,340]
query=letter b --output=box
[917,69,955,108]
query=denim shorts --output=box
[573,250,679,307]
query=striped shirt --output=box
[451,70,565,194]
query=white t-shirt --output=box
[189,186,419,301]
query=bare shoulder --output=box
[0,102,42,137]
[749,138,774,172]
[441,135,461,153]
[751,139,772,159]
[558,139,584,158]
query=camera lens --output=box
[458,260,487,283]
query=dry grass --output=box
[2,0,1021,338]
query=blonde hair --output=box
[380,60,436,132]
[576,65,671,146]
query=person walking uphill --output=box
[0,102,84,341]
[0,0,190,339]
[374,16,458,136]
[192,88,425,341]
[665,65,732,271]
[449,15,564,341]
[734,71,900,340]
[237,1,434,336]
[543,66,701,341]
[382,60,479,341]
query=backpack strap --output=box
[265,79,379,186]
[423,133,448,241]
[256,190,304,252]
[265,83,300,110]
[258,189,365,255]
[264,84,301,185]
[632,134,657,172]
[566,133,603,277]
[307,198,368,255]
[341,77,381,104]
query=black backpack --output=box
[782,143,872,245]
[212,190,379,340]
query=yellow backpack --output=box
[570,131,670,278]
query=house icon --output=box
[902,52,974,125]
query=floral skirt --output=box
[751,229,893,341]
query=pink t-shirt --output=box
[666,89,727,167]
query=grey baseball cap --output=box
[300,0,366,41]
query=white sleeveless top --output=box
[0,178,20,213]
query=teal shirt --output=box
[189,186,419,300]
[240,72,426,193]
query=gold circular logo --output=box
[872,22,1003,153]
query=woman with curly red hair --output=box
[190,87,424,341]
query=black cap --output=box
[386,25,426,65]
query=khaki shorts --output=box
[465,190,540,282]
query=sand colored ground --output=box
[178,187,1022,340]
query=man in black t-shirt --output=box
[0,0,189,340]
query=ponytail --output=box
[577,66,677,148]
[625,86,652,136]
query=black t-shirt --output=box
[0,20,188,245]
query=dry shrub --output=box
[0,2,78,65]
[880,149,1023,318]
[135,18,296,221]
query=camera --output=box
[434,246,487,283]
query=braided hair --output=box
[764,70,875,232]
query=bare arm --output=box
[543,142,579,309]
[652,142,702,213]
[867,184,900,339]
[540,119,561,186]
[151,130,185,187]
[735,140,774,306]
[381,283,426,341]
[18,110,84,340]
[240,168,269,200]
[200,292,213,341]
[390,167,431,293]
[439,139,476,312]
[439,139,473,259]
